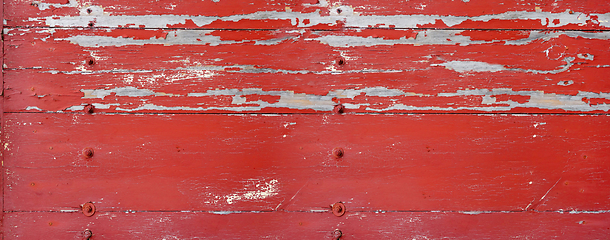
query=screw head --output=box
[86,57,96,66]
[333,229,343,239]
[82,202,96,217]
[83,229,93,239]
[84,104,94,114]
[332,147,344,158]
[336,57,346,66]
[82,148,94,158]
[333,104,345,114]
[332,202,346,217]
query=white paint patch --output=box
[25,106,43,111]
[66,86,610,113]
[56,29,610,48]
[33,10,610,29]
[31,0,78,11]
[431,61,506,72]
[315,30,610,47]
[81,86,180,99]
[58,30,297,47]
[432,56,582,74]
[225,179,279,204]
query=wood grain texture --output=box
[4,0,610,238]
[4,114,609,212]
[4,28,610,113]
[5,0,610,30]
[4,212,610,239]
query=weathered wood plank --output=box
[4,211,610,239]
[6,28,609,72]
[6,69,610,114]
[5,28,610,113]
[5,0,610,30]
[4,114,609,212]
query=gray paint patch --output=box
[431,61,506,72]
[65,86,610,112]
[56,30,610,48]
[81,86,180,99]
[59,30,297,47]
[34,10,610,29]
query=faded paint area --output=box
[31,10,610,29]
[81,86,180,99]
[317,31,610,47]
[59,30,297,47]
[431,61,506,73]
[57,30,610,47]
[225,179,279,205]
[31,0,79,11]
[433,57,578,74]
[64,87,610,112]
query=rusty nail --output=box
[336,57,346,66]
[333,104,345,114]
[84,104,94,114]
[83,148,94,158]
[87,57,95,66]
[336,8,342,14]
[332,202,346,217]
[83,229,92,239]
[86,8,92,14]
[82,202,96,217]
[333,229,343,239]
[332,147,344,158]
[88,22,94,27]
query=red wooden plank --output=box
[5,0,610,30]
[5,68,610,114]
[6,29,609,73]
[4,211,610,239]
[4,28,610,113]
[4,114,609,212]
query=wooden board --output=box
[4,28,610,113]
[5,0,610,30]
[5,114,610,212]
[3,0,610,238]
[4,212,610,239]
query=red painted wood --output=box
[5,0,610,30]
[4,212,610,239]
[4,0,610,237]
[4,28,610,113]
[5,114,609,212]
[5,68,610,114]
[6,29,609,73]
